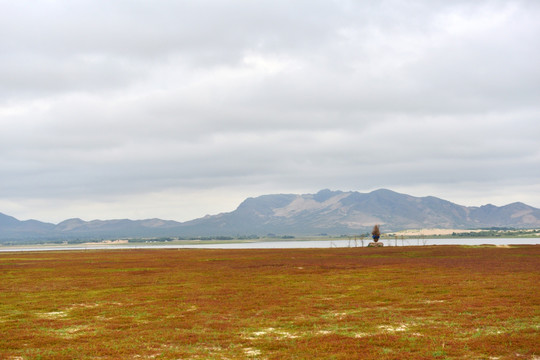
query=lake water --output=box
[0,238,538,252]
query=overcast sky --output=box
[1,0,539,223]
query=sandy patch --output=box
[251,328,273,337]
[333,312,348,319]
[354,332,370,338]
[273,193,350,217]
[84,239,129,245]
[379,324,409,332]
[37,311,68,319]
[247,327,299,340]
[67,302,100,310]
[243,347,262,357]
[422,300,446,304]
[54,325,92,339]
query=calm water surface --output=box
[0,238,538,252]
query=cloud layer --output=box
[1,0,540,222]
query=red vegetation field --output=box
[1,246,539,359]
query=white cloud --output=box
[1,0,539,222]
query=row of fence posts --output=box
[341,235,428,247]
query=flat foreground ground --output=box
[1,246,539,359]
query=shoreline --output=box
[0,237,538,252]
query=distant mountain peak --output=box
[0,212,20,226]
[56,218,87,231]
[2,189,539,243]
[370,188,397,194]
[313,189,343,202]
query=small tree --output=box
[372,224,380,242]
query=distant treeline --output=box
[451,228,540,237]
[0,234,304,246]
[126,234,296,243]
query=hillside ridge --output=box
[2,189,539,243]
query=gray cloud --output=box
[1,0,539,222]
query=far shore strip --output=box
[391,229,485,236]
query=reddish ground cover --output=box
[0,246,538,359]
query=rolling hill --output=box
[2,189,540,243]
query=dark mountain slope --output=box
[2,189,539,242]
[176,189,540,235]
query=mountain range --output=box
[2,189,540,243]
